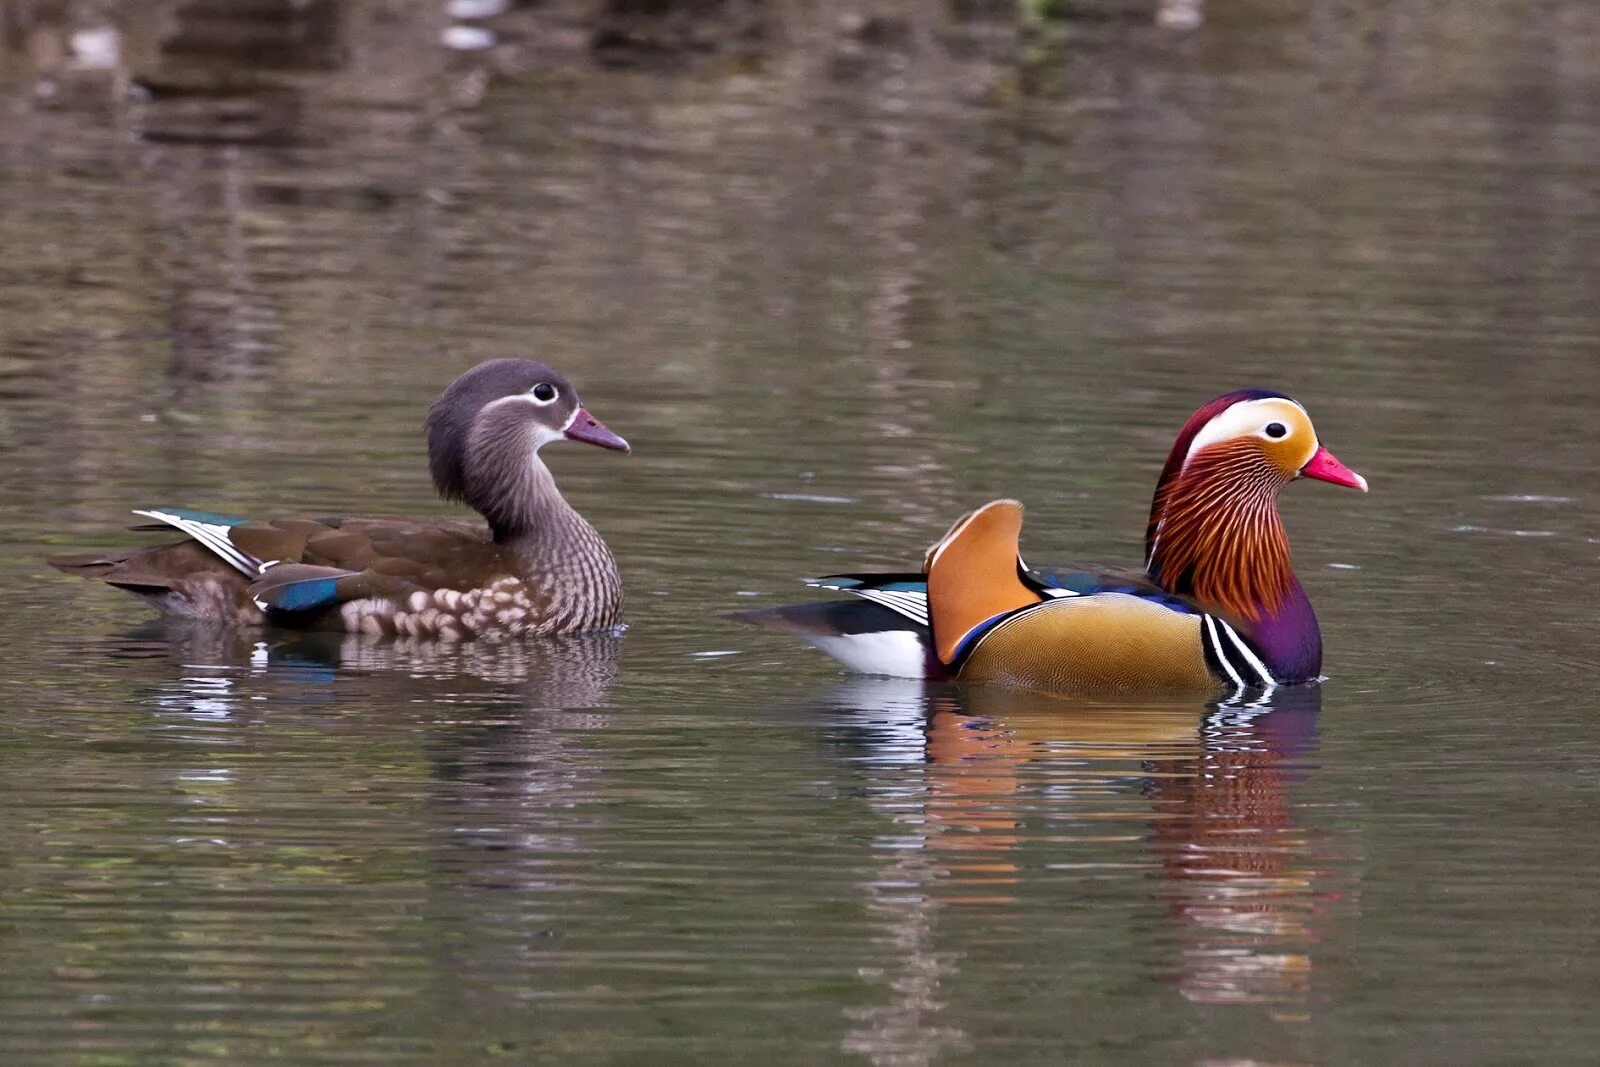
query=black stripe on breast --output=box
[1214,618,1276,687]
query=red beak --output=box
[564,407,630,453]
[1300,445,1367,491]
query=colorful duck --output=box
[50,359,630,639]
[737,390,1367,692]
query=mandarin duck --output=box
[50,359,630,639]
[738,390,1367,692]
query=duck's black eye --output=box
[1265,422,1287,439]
[531,382,558,402]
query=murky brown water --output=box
[2,2,1598,1063]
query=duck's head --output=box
[1146,390,1366,618]
[1157,390,1366,500]
[426,359,629,536]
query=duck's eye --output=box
[530,382,558,403]
[1264,422,1287,439]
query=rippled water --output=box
[2,2,1599,1063]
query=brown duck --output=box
[50,359,630,639]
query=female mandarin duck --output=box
[739,390,1367,692]
[50,359,630,639]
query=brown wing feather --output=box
[259,517,508,593]
[303,530,379,569]
[228,524,309,566]
[49,541,238,589]
[49,541,257,621]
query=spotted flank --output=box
[1200,614,1277,688]
[339,578,540,641]
[131,508,259,576]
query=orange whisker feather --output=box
[1147,441,1294,620]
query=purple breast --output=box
[1247,582,1323,684]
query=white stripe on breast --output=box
[1216,618,1276,687]
[1203,615,1244,687]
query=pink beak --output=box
[1300,445,1367,492]
[564,407,631,453]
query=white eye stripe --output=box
[1183,398,1310,467]
[483,392,562,413]
[527,382,560,405]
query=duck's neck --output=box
[494,460,583,546]
[1144,459,1300,625]
[461,426,583,546]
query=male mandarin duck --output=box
[50,359,630,639]
[738,390,1367,692]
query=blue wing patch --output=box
[254,576,343,614]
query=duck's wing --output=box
[65,509,504,622]
[1028,563,1172,599]
[231,516,503,617]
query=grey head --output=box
[426,358,629,540]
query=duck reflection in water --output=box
[98,620,623,720]
[825,679,1335,1060]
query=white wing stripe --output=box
[133,509,258,577]
[850,588,930,627]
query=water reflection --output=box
[821,681,1333,1062]
[97,621,622,719]
[1149,689,1324,1007]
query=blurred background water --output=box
[1,1,1597,1063]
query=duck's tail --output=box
[730,597,945,679]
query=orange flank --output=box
[960,595,1217,693]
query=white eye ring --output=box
[1262,421,1288,440]
[529,382,559,404]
